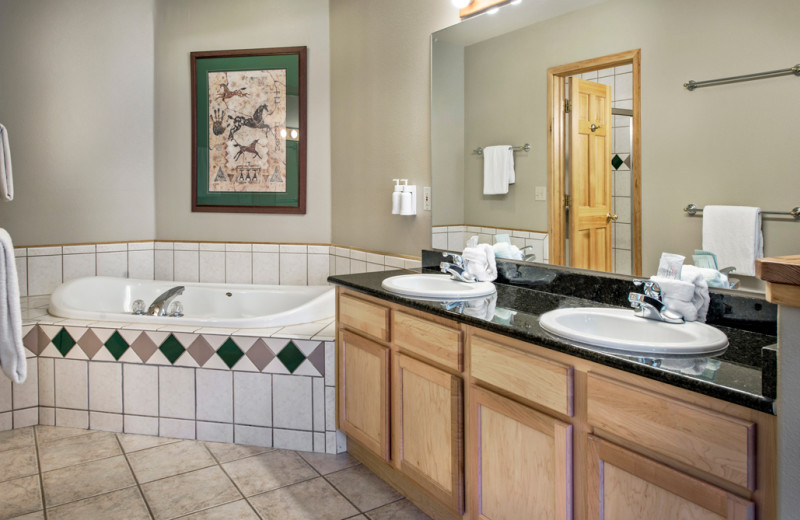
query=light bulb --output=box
[280,128,287,138]
[452,0,472,8]
[487,7,500,14]
[290,129,298,139]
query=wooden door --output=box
[569,78,613,271]
[393,353,464,514]
[338,329,390,460]
[470,385,572,520]
[587,435,755,520]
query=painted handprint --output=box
[210,109,228,136]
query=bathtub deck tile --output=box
[157,325,201,333]
[231,326,283,338]
[87,321,134,329]
[196,327,240,336]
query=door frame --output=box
[547,49,641,275]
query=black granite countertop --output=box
[328,267,777,415]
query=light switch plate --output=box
[423,187,432,210]
[535,186,547,201]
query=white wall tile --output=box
[325,387,335,431]
[28,255,62,295]
[0,372,10,412]
[128,242,155,251]
[253,244,279,253]
[124,415,158,436]
[384,256,405,269]
[365,253,384,265]
[196,369,232,423]
[253,253,280,285]
[280,244,307,254]
[273,429,313,452]
[154,250,173,281]
[15,257,27,297]
[96,243,126,253]
[174,242,199,251]
[197,421,233,443]
[28,246,62,257]
[123,364,158,416]
[97,252,128,278]
[307,245,328,254]
[199,251,225,283]
[350,260,366,274]
[199,243,225,252]
[89,362,122,413]
[39,407,55,426]
[313,378,324,432]
[366,263,383,273]
[38,357,54,407]
[280,253,307,285]
[234,372,271,427]
[13,408,37,428]
[128,251,154,280]
[314,432,325,453]
[225,243,251,253]
[334,256,349,276]
[90,412,123,432]
[174,250,199,282]
[159,418,196,440]
[273,374,312,430]
[226,252,252,284]
[54,358,88,410]
[234,425,272,448]
[308,254,330,286]
[56,408,88,429]
[155,242,174,250]
[63,254,96,282]
[159,366,195,420]
[614,171,631,197]
[12,358,38,409]
[349,250,366,261]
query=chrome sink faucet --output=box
[440,252,476,283]
[147,286,185,316]
[628,279,684,324]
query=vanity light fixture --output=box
[487,7,500,14]
[280,128,287,138]
[452,0,473,8]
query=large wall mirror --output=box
[430,0,800,291]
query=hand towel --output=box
[0,124,12,201]
[0,229,26,383]
[662,265,710,322]
[649,276,695,302]
[702,205,762,276]
[462,243,498,282]
[482,145,515,195]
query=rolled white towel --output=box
[662,265,710,322]
[649,276,695,302]
[462,244,497,282]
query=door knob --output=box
[590,123,602,132]
[606,212,618,223]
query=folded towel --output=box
[650,276,695,302]
[662,265,710,322]
[0,124,13,201]
[702,205,763,277]
[482,145,515,195]
[0,229,25,383]
[462,243,497,282]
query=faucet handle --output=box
[633,279,662,300]
[442,252,465,268]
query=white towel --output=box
[461,243,498,282]
[462,293,498,321]
[662,265,710,322]
[0,124,13,201]
[0,229,25,383]
[482,145,515,195]
[649,276,695,302]
[702,205,762,277]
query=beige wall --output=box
[329,0,459,256]
[154,0,332,243]
[0,0,156,246]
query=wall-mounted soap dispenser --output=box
[391,179,417,216]
[392,179,403,215]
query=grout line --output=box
[32,426,49,519]
[114,433,156,520]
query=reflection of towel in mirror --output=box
[0,229,25,383]
[461,293,497,321]
[702,205,762,277]
[652,265,709,322]
[0,124,13,201]
[462,244,497,282]
[482,145,515,195]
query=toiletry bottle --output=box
[392,179,402,215]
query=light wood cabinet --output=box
[469,385,572,520]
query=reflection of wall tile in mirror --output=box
[614,171,631,197]
[613,99,633,110]
[614,73,633,101]
[615,249,632,275]
[614,196,632,224]
[615,223,632,250]
[613,127,631,155]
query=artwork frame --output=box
[191,46,307,214]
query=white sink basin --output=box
[539,307,728,355]
[381,274,496,300]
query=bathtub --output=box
[48,276,335,328]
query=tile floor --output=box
[0,426,431,520]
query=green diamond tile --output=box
[104,331,129,361]
[52,328,76,357]
[159,334,186,364]
[277,341,306,374]
[217,338,244,369]
[611,154,623,170]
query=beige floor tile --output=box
[298,451,360,475]
[365,499,431,519]
[117,432,181,453]
[35,425,91,444]
[141,466,241,520]
[127,440,216,483]
[222,450,317,497]
[38,431,121,472]
[249,477,359,520]
[42,455,136,507]
[0,427,34,453]
[326,465,402,512]
[0,475,42,520]
[0,446,38,483]
[204,441,273,463]
[47,487,150,520]
[178,499,259,519]
[6,511,45,520]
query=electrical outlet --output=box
[535,186,547,201]
[423,187,432,210]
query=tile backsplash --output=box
[432,225,550,264]
[15,241,422,296]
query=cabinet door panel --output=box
[339,293,390,341]
[470,386,572,520]
[394,353,463,514]
[338,330,390,460]
[587,435,754,520]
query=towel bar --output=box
[684,203,800,219]
[474,143,530,156]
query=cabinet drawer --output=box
[394,311,462,371]
[470,336,573,416]
[339,293,390,342]
[587,373,755,490]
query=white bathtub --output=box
[48,276,335,328]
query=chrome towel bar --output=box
[684,63,800,91]
[684,203,800,219]
[474,143,530,155]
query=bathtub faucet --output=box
[147,286,185,316]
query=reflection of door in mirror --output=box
[548,49,641,275]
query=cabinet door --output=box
[394,353,463,514]
[470,386,572,520]
[587,435,754,520]
[338,330,390,460]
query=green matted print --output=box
[191,47,306,214]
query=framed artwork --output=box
[191,47,306,213]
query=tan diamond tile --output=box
[127,440,215,483]
[0,475,42,520]
[42,455,136,507]
[222,450,316,496]
[0,446,38,483]
[326,465,402,512]
[249,477,358,520]
[38,431,121,472]
[130,331,158,362]
[188,336,216,367]
[245,339,275,372]
[141,466,241,520]
[23,326,40,355]
[47,486,149,520]
[76,329,104,359]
